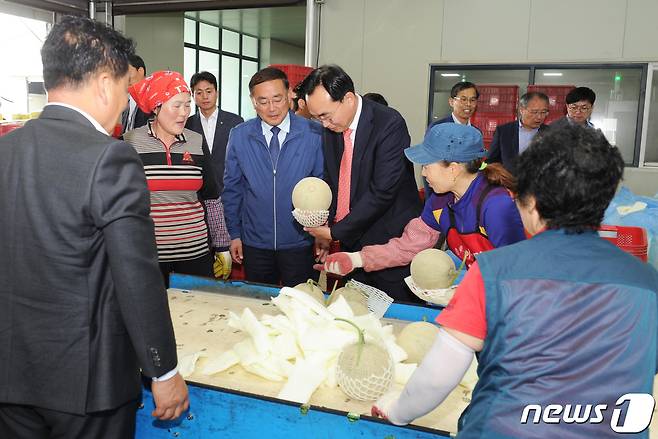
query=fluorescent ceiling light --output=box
[543,72,563,77]
[441,73,461,77]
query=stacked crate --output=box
[527,84,575,125]
[471,84,519,148]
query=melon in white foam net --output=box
[335,319,393,401]
[293,279,326,305]
[292,177,332,211]
[410,248,457,290]
[397,321,440,364]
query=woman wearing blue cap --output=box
[372,123,658,439]
[316,123,525,290]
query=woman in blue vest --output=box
[315,124,526,294]
[373,124,658,437]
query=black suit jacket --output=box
[325,98,422,255]
[185,108,244,194]
[0,105,177,414]
[486,120,548,173]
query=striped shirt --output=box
[124,122,228,262]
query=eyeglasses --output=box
[254,95,286,108]
[315,99,344,123]
[526,110,549,116]
[567,104,592,113]
[451,96,478,105]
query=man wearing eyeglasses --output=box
[303,64,422,302]
[429,81,479,128]
[551,86,596,129]
[222,67,324,287]
[486,92,550,174]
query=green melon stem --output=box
[448,253,468,287]
[335,317,365,366]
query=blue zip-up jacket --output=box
[223,112,323,250]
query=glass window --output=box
[430,69,530,124]
[199,23,219,50]
[243,35,258,59]
[199,51,220,80]
[535,67,643,163]
[184,47,197,112]
[221,56,240,114]
[184,18,196,44]
[222,29,240,54]
[643,68,658,165]
[241,60,258,120]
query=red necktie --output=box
[335,128,353,222]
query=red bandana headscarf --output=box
[129,70,191,114]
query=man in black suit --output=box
[304,65,422,302]
[186,72,243,279]
[487,92,550,174]
[120,54,150,133]
[428,81,479,129]
[0,16,188,438]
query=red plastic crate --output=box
[598,225,648,262]
[269,64,313,88]
[527,84,575,124]
[471,113,516,148]
[0,122,24,136]
[475,85,519,114]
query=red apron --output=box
[445,185,496,267]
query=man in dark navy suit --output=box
[486,92,550,175]
[186,71,244,196]
[304,65,422,302]
[428,81,479,129]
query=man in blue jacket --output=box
[223,67,324,286]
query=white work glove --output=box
[371,390,406,425]
[313,252,363,276]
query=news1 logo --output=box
[520,393,656,433]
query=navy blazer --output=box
[185,108,244,194]
[486,120,548,174]
[325,99,422,251]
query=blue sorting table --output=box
[136,274,452,438]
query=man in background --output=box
[0,16,187,438]
[186,71,243,279]
[486,91,550,174]
[429,81,479,128]
[121,54,149,133]
[551,86,597,129]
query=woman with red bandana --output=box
[316,123,525,301]
[124,70,231,287]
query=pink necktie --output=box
[335,128,353,222]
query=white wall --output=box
[123,13,184,74]
[318,0,658,194]
[261,38,304,66]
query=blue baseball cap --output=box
[404,123,485,165]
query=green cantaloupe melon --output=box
[293,279,326,305]
[410,248,457,290]
[397,321,440,364]
[292,177,332,211]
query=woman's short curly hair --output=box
[515,124,624,233]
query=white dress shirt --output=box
[200,107,219,152]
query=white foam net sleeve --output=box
[346,279,393,319]
[404,276,457,306]
[336,357,394,401]
[292,209,329,228]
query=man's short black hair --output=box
[305,64,355,102]
[515,124,623,233]
[450,81,479,99]
[566,86,596,105]
[291,74,312,111]
[128,54,146,75]
[190,71,218,91]
[363,92,388,106]
[248,67,289,94]
[41,15,135,90]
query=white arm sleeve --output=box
[386,328,475,425]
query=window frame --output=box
[428,63,649,167]
[184,15,260,118]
